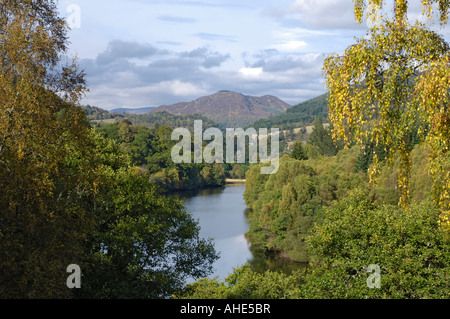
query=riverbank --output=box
[179,184,305,282]
[225,179,246,184]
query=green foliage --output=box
[126,111,220,131]
[0,1,219,298]
[290,141,308,161]
[251,93,329,130]
[76,134,218,298]
[0,0,91,298]
[324,10,450,211]
[307,117,338,157]
[175,264,301,299]
[228,164,248,179]
[95,120,226,191]
[244,147,365,262]
[181,188,450,299]
[301,188,450,299]
[178,0,450,300]
[84,105,124,121]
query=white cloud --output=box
[279,0,362,29]
[65,0,366,110]
[239,67,263,78]
[273,40,308,52]
[153,80,209,97]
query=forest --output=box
[175,0,450,299]
[0,0,221,298]
[176,122,449,299]
[1,0,449,300]
[251,93,329,131]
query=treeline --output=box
[125,111,220,131]
[85,104,220,131]
[94,120,249,191]
[176,188,449,299]
[176,120,449,299]
[84,105,125,121]
[251,93,329,130]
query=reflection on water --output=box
[176,184,304,283]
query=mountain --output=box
[148,91,291,127]
[111,106,156,114]
[251,93,329,129]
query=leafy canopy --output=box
[324,0,450,234]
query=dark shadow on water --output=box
[169,186,226,202]
[247,242,308,275]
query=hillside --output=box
[86,106,220,131]
[251,93,329,130]
[148,90,291,127]
[110,106,156,114]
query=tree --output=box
[77,134,218,299]
[323,0,450,233]
[0,0,92,298]
[304,188,450,299]
[177,188,450,299]
[308,117,337,157]
[0,0,218,298]
[291,141,308,161]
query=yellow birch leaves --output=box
[325,1,450,235]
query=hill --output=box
[124,111,219,131]
[110,106,156,114]
[148,91,291,127]
[84,104,221,131]
[251,93,329,130]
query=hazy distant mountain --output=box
[148,90,291,127]
[111,106,156,115]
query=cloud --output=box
[80,39,327,110]
[95,40,159,65]
[195,32,238,43]
[239,67,263,78]
[273,40,308,52]
[156,41,184,46]
[157,15,197,23]
[265,0,363,29]
[151,80,209,97]
[81,40,233,107]
[290,0,355,24]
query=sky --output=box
[57,0,450,110]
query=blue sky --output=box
[57,0,450,110]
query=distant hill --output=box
[84,105,125,121]
[251,93,329,129]
[85,103,221,131]
[110,106,156,115]
[124,111,220,131]
[148,91,291,127]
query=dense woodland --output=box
[1,0,449,300]
[0,0,219,299]
[176,118,449,299]
[93,120,232,191]
[251,93,329,130]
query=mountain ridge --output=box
[110,106,156,114]
[148,91,291,127]
[251,93,329,129]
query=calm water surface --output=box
[178,184,302,282]
[181,184,251,281]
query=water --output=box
[180,184,252,281]
[178,184,303,282]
